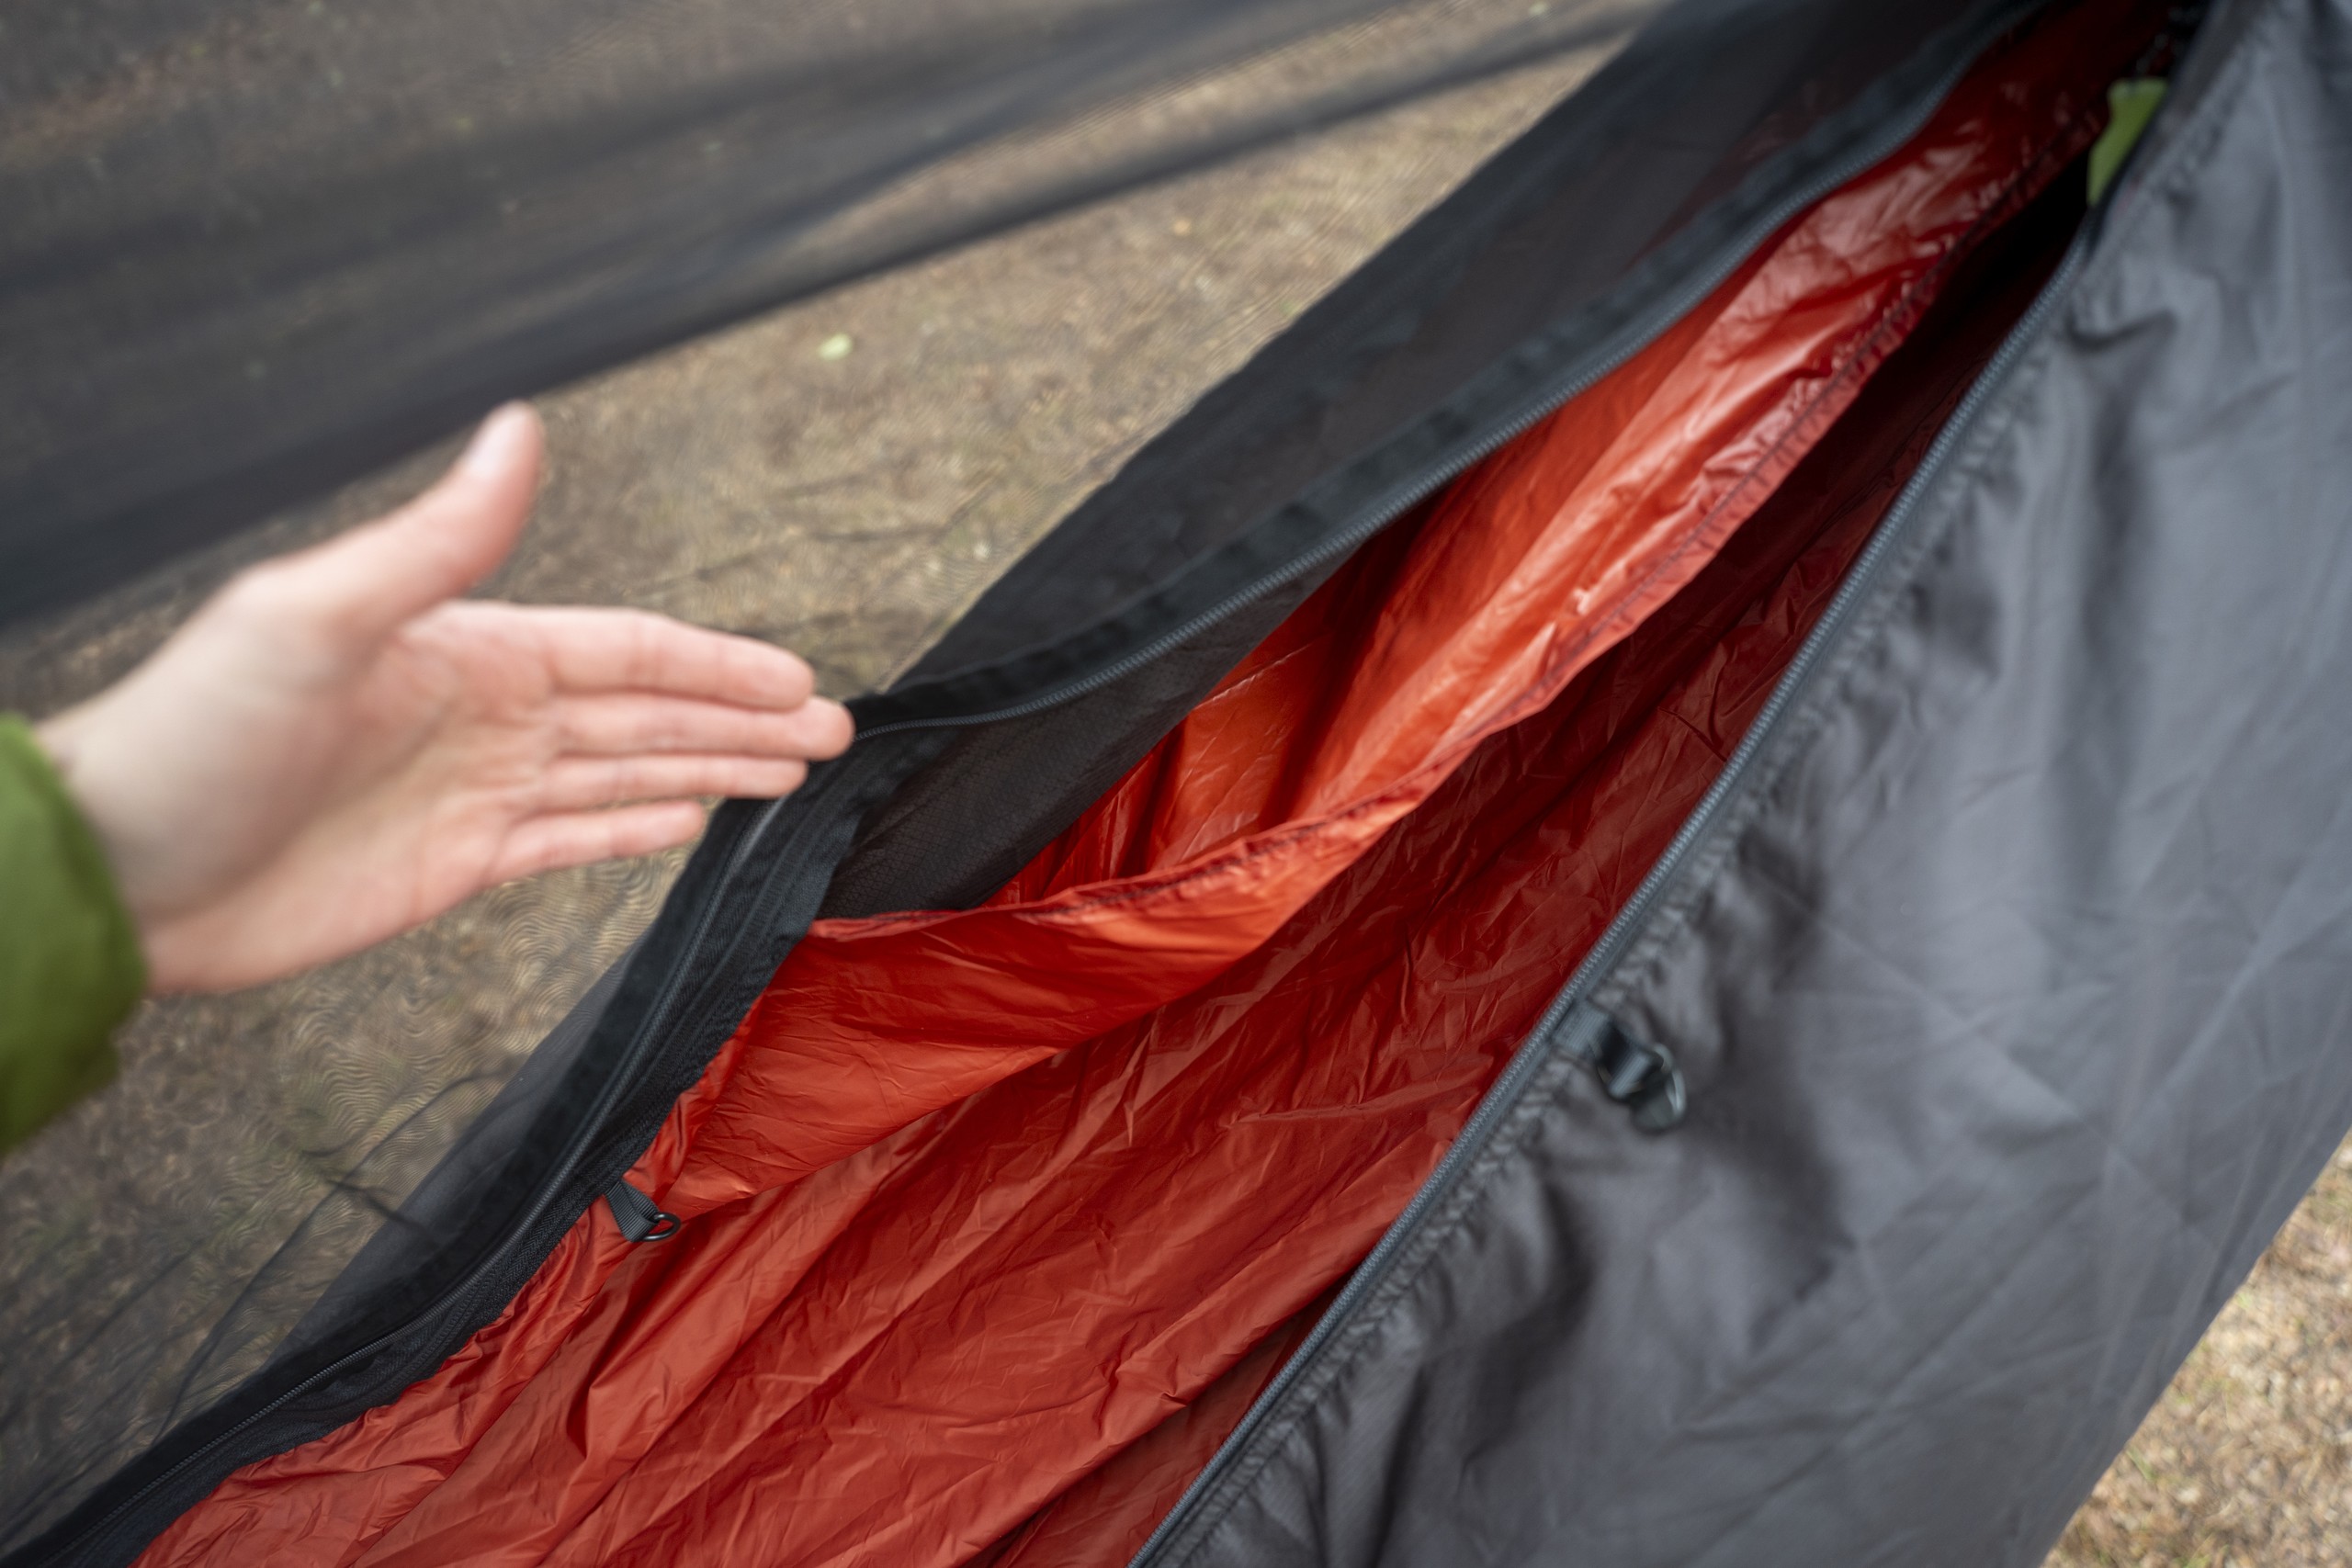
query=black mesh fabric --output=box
[0,0,1657,631]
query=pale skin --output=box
[34,403,853,994]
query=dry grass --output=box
[2053,1139,2352,1567]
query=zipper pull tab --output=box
[606,1179,681,1243]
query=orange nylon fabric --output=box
[974,1290,1337,1568]
[140,9,2138,1564]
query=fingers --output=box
[525,607,821,711]
[245,405,545,656]
[537,753,808,811]
[490,801,708,884]
[554,692,853,760]
[489,720,831,889]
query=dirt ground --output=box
[1,37,2346,1563]
[2052,1140,2352,1567]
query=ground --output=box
[2052,1139,2352,1568]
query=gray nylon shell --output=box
[1141,0,2352,1562]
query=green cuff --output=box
[1,715,145,1154]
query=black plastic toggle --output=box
[1557,1000,1688,1133]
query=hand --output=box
[35,405,853,993]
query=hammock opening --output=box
[139,4,2159,1562]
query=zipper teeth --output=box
[42,9,2030,1561]
[1125,220,2090,1568]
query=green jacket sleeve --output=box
[1,715,145,1154]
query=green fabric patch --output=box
[2088,77,2168,206]
[0,715,144,1155]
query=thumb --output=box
[275,403,545,648]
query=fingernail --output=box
[459,403,537,478]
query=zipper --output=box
[1124,207,2096,1568]
[39,787,802,1566]
[33,8,2045,1562]
[1125,1,2224,1539]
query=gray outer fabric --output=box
[1148,0,2352,1562]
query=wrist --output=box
[30,705,160,987]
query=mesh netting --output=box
[0,0,1645,628]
